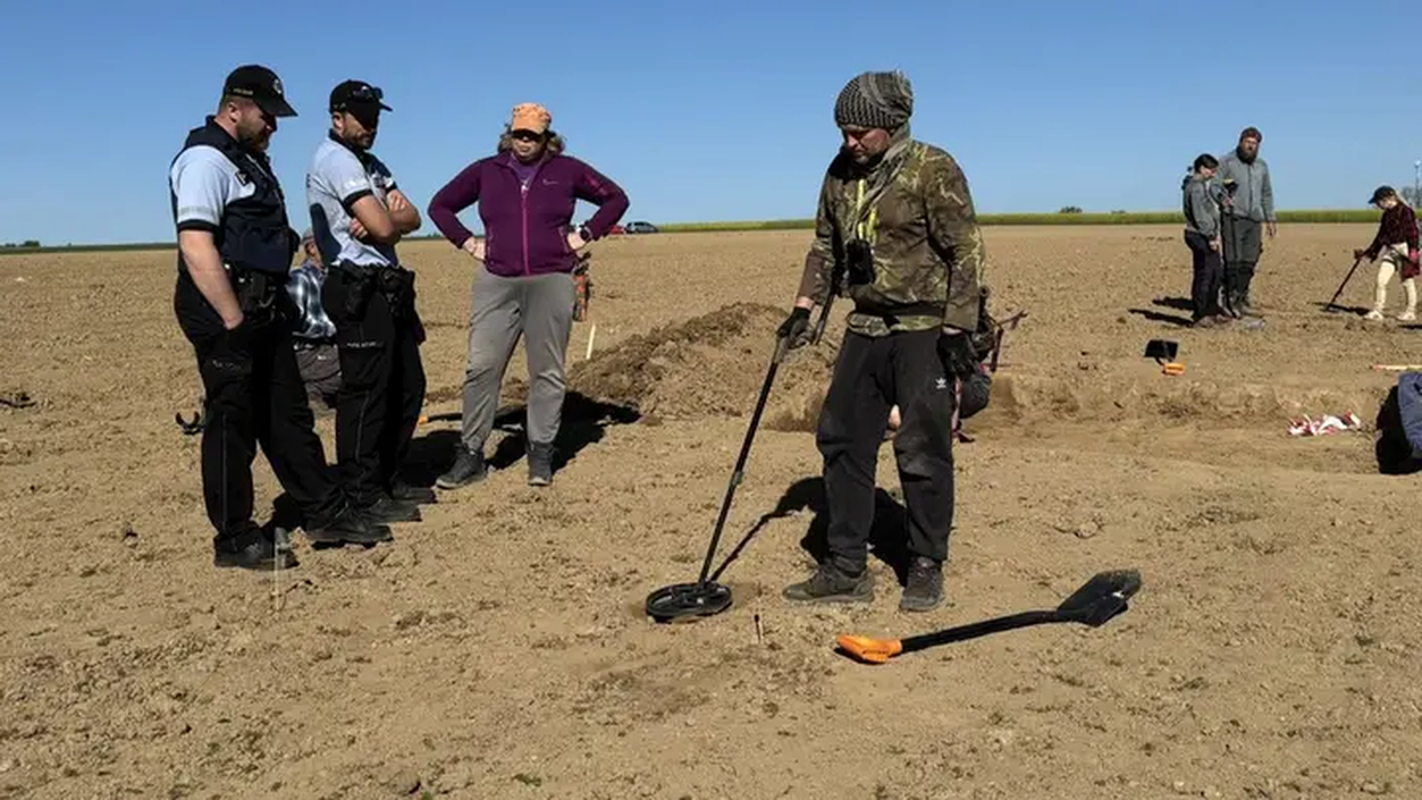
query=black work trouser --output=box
[173,269,343,544]
[816,328,956,571]
[1185,231,1224,320]
[322,266,427,506]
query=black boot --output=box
[304,501,395,545]
[783,560,873,603]
[389,479,437,505]
[360,492,422,523]
[214,524,298,570]
[436,445,487,490]
[899,556,945,612]
[527,441,555,487]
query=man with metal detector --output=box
[777,69,987,612]
[170,65,393,569]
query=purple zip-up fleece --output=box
[427,151,630,278]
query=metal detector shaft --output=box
[694,335,792,585]
[1325,256,1365,311]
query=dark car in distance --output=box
[624,221,659,234]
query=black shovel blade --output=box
[1055,569,1142,627]
[1143,340,1178,361]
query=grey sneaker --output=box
[783,561,873,604]
[436,445,487,490]
[899,556,945,612]
[527,441,555,487]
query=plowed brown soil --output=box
[2,225,1420,799]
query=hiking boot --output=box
[304,503,394,545]
[389,479,437,505]
[899,556,945,613]
[527,441,555,487]
[436,445,487,490]
[1235,292,1259,317]
[360,493,422,524]
[783,561,873,604]
[214,525,298,570]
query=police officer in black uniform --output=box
[169,64,392,569]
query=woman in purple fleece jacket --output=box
[427,102,629,490]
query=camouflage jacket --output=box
[796,139,986,336]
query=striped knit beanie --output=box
[834,70,914,130]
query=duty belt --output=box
[334,261,416,322]
[225,263,281,319]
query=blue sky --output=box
[1,0,1411,245]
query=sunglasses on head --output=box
[510,129,544,142]
[348,85,383,103]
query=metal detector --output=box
[836,569,1142,664]
[176,405,206,436]
[645,295,839,623]
[1324,255,1365,313]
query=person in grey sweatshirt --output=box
[1182,154,1230,326]
[1214,126,1276,317]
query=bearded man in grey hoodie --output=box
[1215,126,1277,317]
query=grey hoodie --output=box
[1182,174,1220,239]
[1214,149,1275,222]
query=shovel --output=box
[836,569,1142,664]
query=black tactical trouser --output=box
[173,269,344,544]
[817,328,956,571]
[1221,214,1263,309]
[1185,231,1224,320]
[322,264,427,506]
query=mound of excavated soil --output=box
[567,302,838,426]
[971,372,1389,432]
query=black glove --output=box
[777,307,812,348]
[937,330,978,377]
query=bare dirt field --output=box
[2,224,1420,799]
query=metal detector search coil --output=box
[646,301,836,624]
[645,581,733,621]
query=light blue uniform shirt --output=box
[306,136,399,268]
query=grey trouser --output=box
[293,341,341,407]
[461,264,575,451]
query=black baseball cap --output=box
[222,64,297,117]
[1370,185,1398,204]
[330,80,393,113]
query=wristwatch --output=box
[576,223,593,242]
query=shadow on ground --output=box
[270,391,639,527]
[707,476,914,588]
[400,391,641,485]
[1311,301,1370,316]
[1152,296,1195,313]
[1128,307,1194,327]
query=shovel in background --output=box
[836,569,1143,665]
[1144,339,1185,375]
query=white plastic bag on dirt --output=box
[1287,412,1362,437]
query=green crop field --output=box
[0,209,1385,255]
